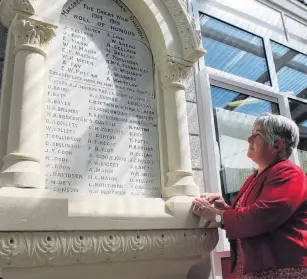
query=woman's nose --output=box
[248,134,253,142]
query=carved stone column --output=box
[159,60,199,198]
[0,18,56,188]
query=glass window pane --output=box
[289,99,307,173]
[200,13,271,85]
[271,41,307,99]
[211,86,279,203]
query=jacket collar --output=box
[230,159,287,209]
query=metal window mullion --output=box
[207,67,281,98]
[263,36,280,91]
[280,11,290,41]
[196,68,227,254]
[210,78,278,103]
[288,95,307,104]
[196,69,222,194]
[278,94,292,117]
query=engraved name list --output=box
[45,0,160,197]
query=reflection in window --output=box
[289,99,307,172]
[211,86,279,203]
[271,41,307,99]
[200,13,271,85]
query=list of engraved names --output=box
[45,0,160,197]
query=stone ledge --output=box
[0,229,218,268]
[0,188,219,231]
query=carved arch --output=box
[121,0,205,63]
[164,0,204,62]
[0,0,205,63]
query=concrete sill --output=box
[0,188,219,231]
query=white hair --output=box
[253,113,299,158]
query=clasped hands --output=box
[192,193,230,222]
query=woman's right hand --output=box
[200,193,230,210]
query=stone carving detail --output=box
[12,19,56,51]
[0,229,218,268]
[179,0,188,11]
[159,61,193,88]
[164,0,205,62]
[0,0,37,27]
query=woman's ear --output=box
[273,140,285,153]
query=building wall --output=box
[187,69,205,193]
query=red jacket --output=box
[223,160,307,275]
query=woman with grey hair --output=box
[193,113,307,278]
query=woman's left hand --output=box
[192,197,219,221]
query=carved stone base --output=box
[0,230,217,279]
[0,230,218,268]
[3,257,212,279]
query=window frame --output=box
[194,0,307,195]
[198,12,274,87]
[194,0,307,55]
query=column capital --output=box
[11,18,56,55]
[158,60,193,89]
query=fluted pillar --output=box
[0,18,56,188]
[159,60,199,198]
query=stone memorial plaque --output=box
[45,0,161,197]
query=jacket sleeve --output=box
[223,165,307,240]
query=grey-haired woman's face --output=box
[247,125,273,165]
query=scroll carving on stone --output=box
[178,0,188,11]
[12,19,56,51]
[0,229,218,268]
[163,0,205,62]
